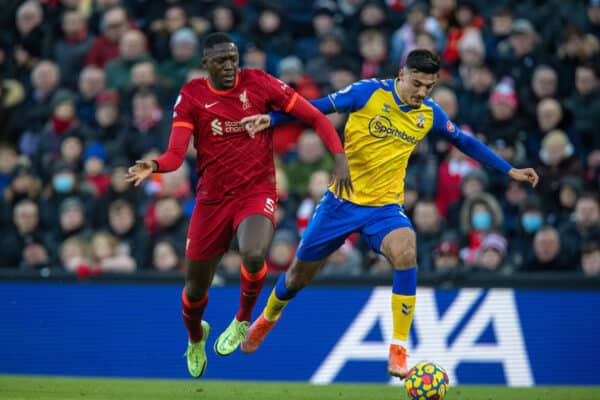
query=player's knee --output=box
[389,246,417,270]
[239,247,267,269]
[184,283,207,302]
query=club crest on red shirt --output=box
[239,90,251,110]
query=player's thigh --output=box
[186,201,235,261]
[379,227,417,269]
[363,205,415,268]
[296,192,359,262]
[234,193,277,257]
[236,214,275,257]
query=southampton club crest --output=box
[416,113,425,129]
[239,90,251,110]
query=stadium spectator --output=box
[272,56,321,156]
[581,241,600,276]
[11,1,50,83]
[85,6,130,68]
[266,229,298,275]
[0,199,43,268]
[89,231,136,273]
[53,10,95,89]
[82,142,110,197]
[147,5,190,62]
[552,176,584,226]
[459,193,504,266]
[123,89,169,161]
[0,143,19,195]
[518,65,560,127]
[442,1,484,66]
[248,6,293,60]
[527,98,577,162]
[159,28,202,99]
[105,30,155,92]
[496,18,541,90]
[536,130,584,212]
[357,28,393,79]
[306,28,347,86]
[148,196,188,255]
[559,193,600,260]
[525,225,574,271]
[13,61,60,150]
[151,239,183,272]
[564,62,600,155]
[20,234,51,270]
[59,235,90,273]
[413,199,444,271]
[39,161,97,229]
[296,170,330,235]
[284,130,333,198]
[432,237,461,271]
[455,63,495,129]
[106,198,149,269]
[90,90,127,160]
[75,65,106,126]
[321,240,363,276]
[477,77,523,144]
[32,89,93,177]
[586,0,600,41]
[473,232,509,273]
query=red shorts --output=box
[185,192,277,260]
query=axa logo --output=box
[368,115,418,144]
[311,288,533,386]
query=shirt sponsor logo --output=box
[211,118,247,135]
[368,115,418,144]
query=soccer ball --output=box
[404,361,449,400]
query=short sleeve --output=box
[260,72,298,112]
[172,91,196,128]
[327,79,380,113]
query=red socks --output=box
[181,288,208,343]
[236,263,267,322]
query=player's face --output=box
[203,43,239,90]
[397,68,438,107]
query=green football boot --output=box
[213,318,249,356]
[184,320,210,378]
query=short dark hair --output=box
[203,32,235,51]
[405,49,441,74]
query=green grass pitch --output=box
[1,376,599,400]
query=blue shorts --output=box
[296,191,414,262]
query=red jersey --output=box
[172,69,297,203]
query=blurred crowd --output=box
[1,0,599,280]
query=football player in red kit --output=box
[125,33,352,378]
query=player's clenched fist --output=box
[125,160,155,187]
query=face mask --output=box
[472,211,492,231]
[53,174,74,193]
[522,213,543,233]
